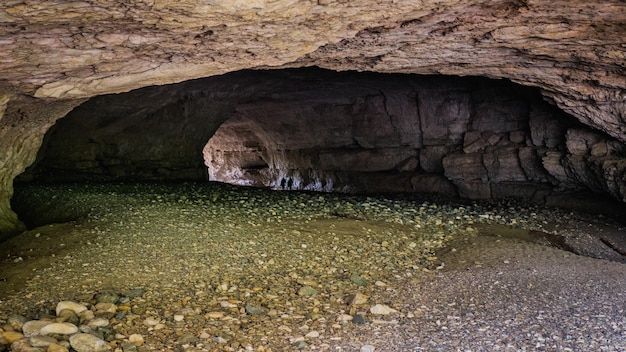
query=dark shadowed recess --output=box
[13,68,626,222]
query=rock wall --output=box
[0,1,625,239]
[24,71,626,209]
[0,91,82,242]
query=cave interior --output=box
[14,68,626,222]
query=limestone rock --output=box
[22,321,53,337]
[39,323,78,336]
[69,333,110,352]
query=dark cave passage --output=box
[15,68,626,216]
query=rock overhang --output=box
[1,0,626,240]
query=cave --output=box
[17,69,626,211]
[1,1,625,351]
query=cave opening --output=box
[3,68,626,351]
[16,68,626,215]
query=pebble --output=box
[206,311,225,319]
[352,314,367,324]
[128,334,144,346]
[94,303,117,318]
[298,286,318,296]
[143,318,159,326]
[360,345,376,352]
[245,304,264,315]
[95,291,120,304]
[40,322,79,335]
[8,315,28,330]
[30,335,59,347]
[56,301,87,316]
[22,320,53,337]
[79,310,95,323]
[346,292,368,305]
[57,309,79,324]
[48,343,70,352]
[2,330,24,343]
[69,333,110,352]
[87,317,110,328]
[369,304,398,315]
[10,338,32,352]
[337,314,353,322]
[305,330,320,338]
[350,273,368,287]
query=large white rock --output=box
[40,322,79,336]
[22,320,53,337]
[56,301,88,316]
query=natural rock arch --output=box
[19,70,626,218]
[1,1,625,240]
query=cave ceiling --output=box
[0,0,625,141]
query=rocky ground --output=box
[1,182,625,351]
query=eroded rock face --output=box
[0,94,82,241]
[1,1,625,239]
[23,71,626,209]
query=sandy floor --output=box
[1,183,625,351]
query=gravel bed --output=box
[1,182,625,351]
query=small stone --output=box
[56,301,87,316]
[360,345,376,352]
[57,309,79,324]
[10,338,32,352]
[22,320,53,337]
[3,330,24,343]
[352,314,367,325]
[143,318,159,326]
[173,315,184,322]
[69,333,110,352]
[121,343,137,352]
[213,336,228,344]
[128,334,144,347]
[40,323,78,336]
[337,314,353,322]
[47,343,70,352]
[87,317,110,328]
[370,304,398,315]
[346,292,368,305]
[304,331,319,339]
[350,273,368,287]
[245,304,264,315]
[29,335,58,347]
[206,311,225,319]
[95,291,120,304]
[94,303,117,319]
[298,286,318,296]
[220,301,237,308]
[293,341,308,349]
[79,310,95,324]
[8,315,28,330]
